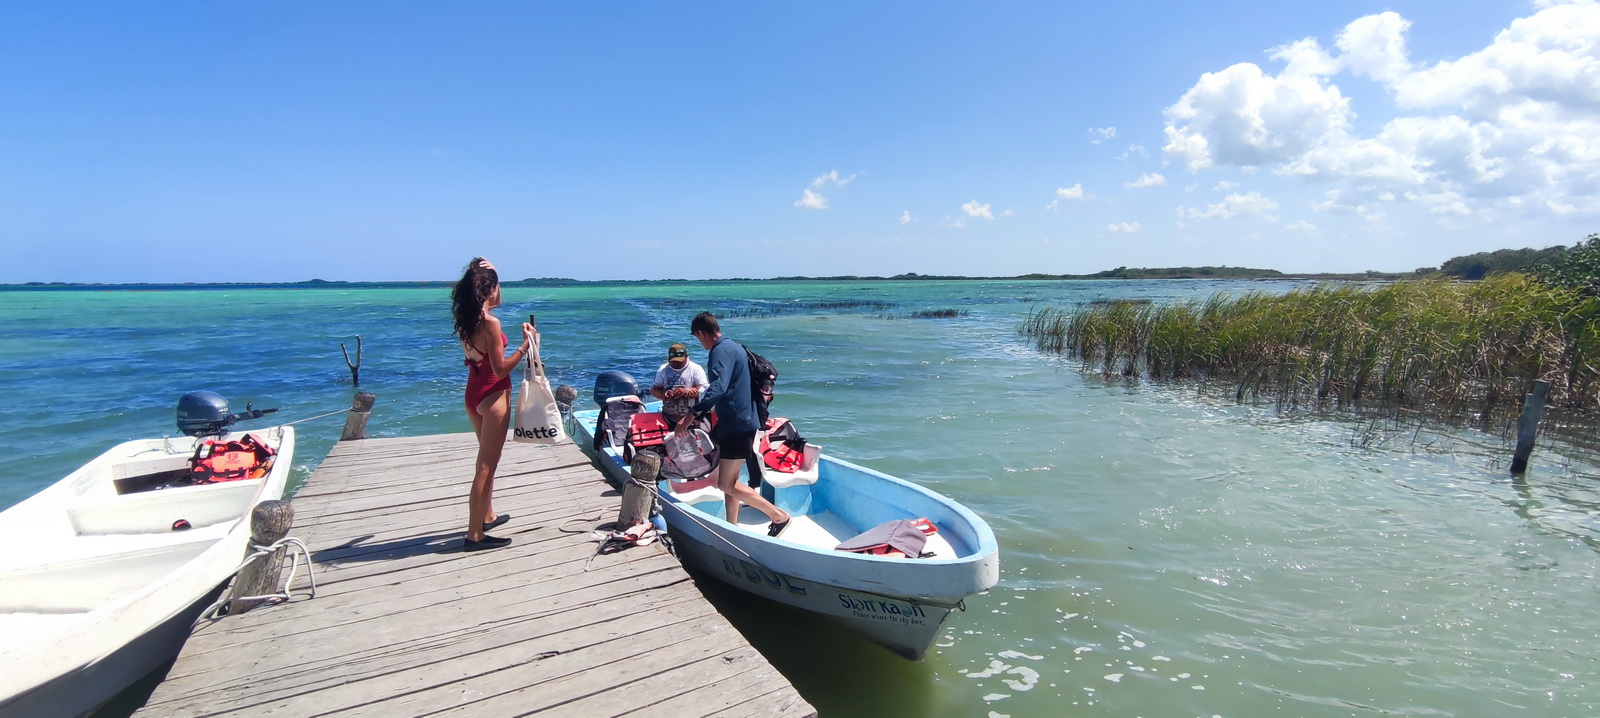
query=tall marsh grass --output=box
[1021,275,1600,420]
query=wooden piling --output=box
[224,500,295,615]
[1510,379,1549,475]
[619,452,660,527]
[339,392,376,441]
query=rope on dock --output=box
[198,536,318,621]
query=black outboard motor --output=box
[592,371,640,407]
[176,391,278,437]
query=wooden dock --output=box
[131,434,815,717]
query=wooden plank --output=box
[131,434,814,718]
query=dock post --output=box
[1510,380,1549,475]
[226,500,294,615]
[340,392,377,441]
[619,452,659,527]
[554,384,578,416]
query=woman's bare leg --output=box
[467,390,510,541]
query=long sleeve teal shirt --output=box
[691,336,759,436]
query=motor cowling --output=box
[177,391,232,437]
[593,370,640,407]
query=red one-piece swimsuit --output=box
[464,333,511,416]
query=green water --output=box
[2,280,1597,716]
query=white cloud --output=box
[939,216,967,229]
[811,170,859,187]
[1284,219,1318,231]
[1045,200,1060,211]
[1312,188,1387,223]
[1002,209,1015,217]
[1126,173,1167,188]
[899,210,914,225]
[1118,144,1148,160]
[1057,184,1085,200]
[1178,191,1280,219]
[1089,127,1118,144]
[1161,3,1600,219]
[961,200,994,219]
[1108,221,1142,233]
[1214,180,1239,191]
[794,189,828,210]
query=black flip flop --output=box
[464,535,511,552]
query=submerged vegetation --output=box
[716,300,897,319]
[877,308,970,320]
[1021,273,1600,422]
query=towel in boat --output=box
[835,518,930,557]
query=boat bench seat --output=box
[67,480,261,536]
[760,444,822,489]
[662,476,723,506]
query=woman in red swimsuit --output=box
[451,258,534,552]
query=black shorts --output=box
[716,430,758,461]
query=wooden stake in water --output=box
[1510,380,1549,475]
[341,335,363,386]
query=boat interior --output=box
[576,406,978,561]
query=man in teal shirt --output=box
[687,312,791,536]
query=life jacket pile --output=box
[189,433,276,484]
[758,417,809,473]
[661,427,719,480]
[623,411,721,478]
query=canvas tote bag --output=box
[513,334,565,444]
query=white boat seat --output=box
[662,475,723,506]
[760,444,822,489]
[67,480,261,536]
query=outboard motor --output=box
[176,391,278,437]
[592,371,640,407]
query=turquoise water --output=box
[4,280,1599,717]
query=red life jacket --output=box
[627,413,670,450]
[759,417,808,473]
[190,434,276,484]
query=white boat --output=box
[0,394,295,718]
[569,375,999,660]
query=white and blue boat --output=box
[568,372,999,660]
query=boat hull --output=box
[0,426,295,718]
[663,503,954,660]
[569,406,994,660]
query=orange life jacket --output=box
[190,433,276,484]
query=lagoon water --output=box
[3,279,1599,717]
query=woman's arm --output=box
[476,316,533,377]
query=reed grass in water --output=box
[1020,275,1600,419]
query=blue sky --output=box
[2,1,1595,282]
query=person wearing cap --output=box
[651,342,709,425]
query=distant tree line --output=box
[1428,246,1570,280]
